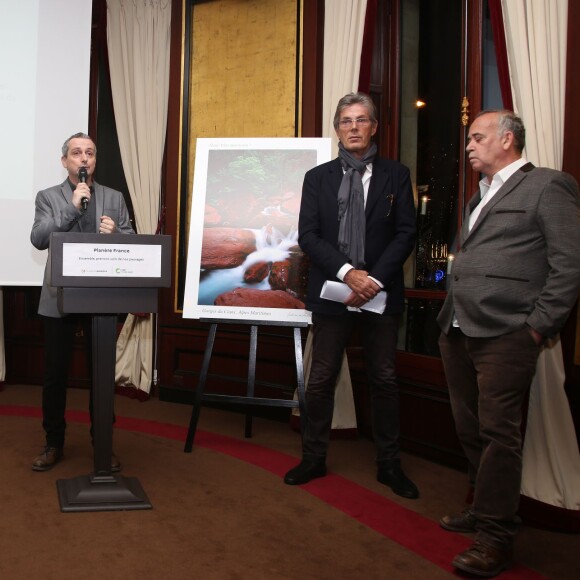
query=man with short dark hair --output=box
[284,93,418,499]
[438,110,580,577]
[30,132,134,471]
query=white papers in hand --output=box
[320,280,387,314]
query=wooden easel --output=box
[184,318,308,452]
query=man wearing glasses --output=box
[284,92,418,499]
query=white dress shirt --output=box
[469,157,528,231]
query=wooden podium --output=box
[49,232,171,512]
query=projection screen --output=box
[0,0,93,285]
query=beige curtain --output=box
[106,0,171,394]
[502,0,566,168]
[293,0,368,430]
[295,329,359,430]
[322,0,368,429]
[502,0,580,510]
[322,0,368,155]
[521,338,580,509]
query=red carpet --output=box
[0,403,547,579]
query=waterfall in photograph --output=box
[197,225,298,305]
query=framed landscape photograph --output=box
[182,137,331,323]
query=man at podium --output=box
[29,132,134,472]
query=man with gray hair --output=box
[284,93,418,499]
[438,110,580,577]
[30,132,134,472]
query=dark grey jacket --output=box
[31,179,134,317]
[438,164,580,338]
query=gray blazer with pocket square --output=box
[31,180,134,317]
[438,163,580,338]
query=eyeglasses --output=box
[338,117,371,128]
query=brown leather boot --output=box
[440,507,477,532]
[452,539,513,577]
[32,446,63,471]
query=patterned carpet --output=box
[0,384,575,579]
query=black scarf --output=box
[336,142,377,268]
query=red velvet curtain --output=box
[488,0,514,110]
[358,0,377,93]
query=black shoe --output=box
[452,539,512,577]
[440,507,477,533]
[377,460,419,499]
[284,459,327,485]
[32,446,63,471]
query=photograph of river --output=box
[183,138,331,322]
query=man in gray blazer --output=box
[437,110,580,577]
[30,132,134,471]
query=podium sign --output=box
[51,232,170,287]
[49,233,171,512]
[51,233,170,314]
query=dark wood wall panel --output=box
[397,382,466,468]
[3,288,91,388]
[349,347,465,469]
[157,323,303,406]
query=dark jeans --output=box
[439,327,540,546]
[303,311,401,463]
[42,315,94,447]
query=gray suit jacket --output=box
[438,164,580,338]
[31,180,134,317]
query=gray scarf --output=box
[337,142,377,268]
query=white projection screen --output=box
[0,0,93,285]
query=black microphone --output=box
[78,167,89,211]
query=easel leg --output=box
[184,323,218,452]
[294,326,307,435]
[244,325,258,438]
